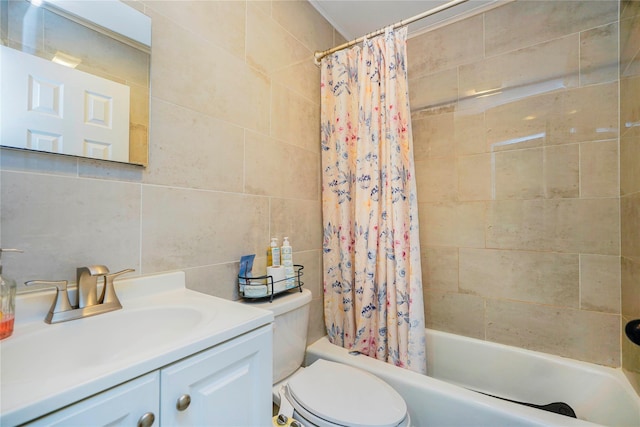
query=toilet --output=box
[242,288,410,427]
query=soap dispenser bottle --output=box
[268,237,281,267]
[281,237,295,289]
[0,249,23,340]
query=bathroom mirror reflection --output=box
[0,0,151,166]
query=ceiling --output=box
[308,0,498,42]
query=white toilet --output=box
[243,288,410,427]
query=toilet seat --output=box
[285,359,409,427]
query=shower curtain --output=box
[320,27,426,374]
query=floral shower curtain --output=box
[320,27,426,374]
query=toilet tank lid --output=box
[287,359,407,427]
[240,288,312,316]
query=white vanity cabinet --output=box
[24,325,272,427]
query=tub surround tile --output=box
[581,140,619,198]
[415,157,458,203]
[621,257,640,317]
[459,248,579,308]
[580,254,621,314]
[493,148,544,200]
[271,83,320,153]
[622,193,640,261]
[621,137,640,196]
[454,111,486,156]
[544,144,579,199]
[409,68,458,111]
[422,246,459,292]
[412,112,455,161]
[620,76,640,138]
[620,11,640,76]
[408,15,484,78]
[424,289,485,340]
[484,0,618,57]
[458,153,492,201]
[486,199,546,251]
[580,22,619,86]
[486,299,621,367]
[420,202,485,249]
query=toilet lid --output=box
[287,359,407,427]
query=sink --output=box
[0,271,274,426]
[1,306,204,383]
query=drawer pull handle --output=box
[176,394,191,411]
[137,412,155,427]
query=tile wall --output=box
[0,0,338,345]
[620,0,640,392]
[408,0,623,367]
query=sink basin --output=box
[0,271,274,426]
[2,306,204,383]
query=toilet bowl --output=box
[241,289,410,427]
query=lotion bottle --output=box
[281,237,295,289]
[268,237,281,267]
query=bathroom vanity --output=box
[0,271,274,426]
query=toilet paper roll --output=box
[267,265,287,293]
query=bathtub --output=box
[304,329,640,426]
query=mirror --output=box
[0,0,151,166]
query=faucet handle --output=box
[25,280,73,323]
[99,269,135,305]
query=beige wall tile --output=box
[423,289,485,339]
[456,202,486,248]
[1,171,141,286]
[408,15,483,78]
[621,193,640,260]
[580,22,619,86]
[622,257,640,317]
[415,156,457,203]
[486,199,545,251]
[544,144,579,199]
[271,83,320,152]
[454,111,486,156]
[272,0,334,53]
[580,254,621,313]
[144,0,246,57]
[544,198,620,255]
[460,248,579,307]
[422,246,459,292]
[486,299,620,367]
[622,314,640,378]
[621,137,640,195]
[458,153,492,201]
[484,0,617,57]
[412,111,455,161]
[620,12,640,77]
[185,262,241,301]
[272,59,321,103]
[144,98,244,192]
[622,76,640,139]
[419,202,457,247]
[485,93,551,153]
[246,2,312,76]
[493,148,544,200]
[141,185,270,272]
[460,36,579,105]
[409,68,458,111]
[270,199,322,252]
[581,140,619,198]
[548,82,618,145]
[151,11,271,133]
[245,131,319,199]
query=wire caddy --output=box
[238,264,304,302]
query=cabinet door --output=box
[160,325,272,427]
[25,372,159,426]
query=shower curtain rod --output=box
[313,0,469,64]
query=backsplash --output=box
[0,0,337,346]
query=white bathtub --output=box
[305,329,640,427]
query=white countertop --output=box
[0,271,273,426]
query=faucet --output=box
[25,265,134,324]
[76,265,109,308]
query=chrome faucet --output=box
[76,265,109,308]
[26,265,134,324]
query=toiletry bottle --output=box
[0,249,23,340]
[268,238,281,267]
[281,237,295,289]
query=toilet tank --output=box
[241,288,312,383]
